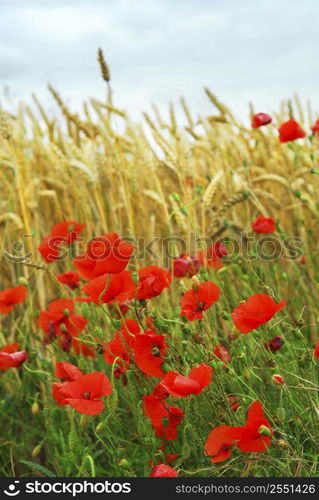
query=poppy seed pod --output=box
[191,275,200,292]
[18,276,29,287]
[32,444,42,458]
[276,439,289,449]
[95,422,106,433]
[258,425,272,437]
[80,415,89,429]
[31,402,40,414]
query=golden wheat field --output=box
[0,50,318,480]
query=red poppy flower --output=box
[165,453,178,464]
[314,341,319,361]
[160,363,212,397]
[264,335,284,352]
[143,395,184,441]
[57,271,80,290]
[205,401,272,462]
[205,425,236,463]
[54,361,83,381]
[52,382,68,403]
[52,362,83,403]
[228,395,241,412]
[278,119,306,143]
[38,221,85,263]
[74,233,134,279]
[143,395,169,428]
[156,406,184,441]
[38,236,62,263]
[231,401,273,453]
[198,242,228,270]
[181,281,220,321]
[58,372,112,415]
[77,271,135,305]
[311,119,319,134]
[232,294,286,334]
[39,299,88,351]
[150,464,178,477]
[0,285,27,314]
[252,215,275,233]
[0,343,27,371]
[72,339,97,358]
[173,254,201,278]
[104,319,141,372]
[51,221,86,243]
[137,266,172,300]
[39,298,87,337]
[148,450,178,470]
[134,330,168,377]
[214,345,230,364]
[251,113,272,129]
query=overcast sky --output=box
[0,0,318,122]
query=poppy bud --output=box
[191,275,200,292]
[32,444,42,458]
[95,422,106,433]
[272,374,284,385]
[108,389,118,414]
[80,415,89,429]
[132,271,139,284]
[63,309,70,317]
[161,362,171,373]
[201,272,209,281]
[171,192,181,202]
[281,272,288,280]
[242,368,250,380]
[60,323,67,332]
[221,311,230,320]
[18,276,29,286]
[192,333,204,344]
[265,335,284,352]
[31,402,40,414]
[68,224,75,232]
[276,407,286,421]
[258,425,271,437]
[112,319,122,330]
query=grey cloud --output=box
[0,0,318,121]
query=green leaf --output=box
[19,460,55,477]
